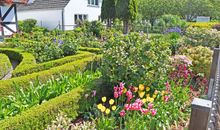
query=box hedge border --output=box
[0,87,85,130]
[79,47,102,54]
[0,53,12,79]
[0,55,101,97]
[0,48,36,73]
[12,51,95,77]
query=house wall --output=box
[17,9,62,30]
[64,0,102,30]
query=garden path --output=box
[1,59,19,80]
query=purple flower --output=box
[92,90,96,97]
[53,38,57,43]
[165,27,182,34]
[58,39,63,45]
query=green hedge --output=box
[0,55,100,97]
[0,48,36,73]
[12,51,95,77]
[0,87,84,130]
[0,53,12,79]
[79,47,102,54]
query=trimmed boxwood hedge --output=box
[0,53,12,79]
[0,48,36,72]
[12,51,95,77]
[79,47,102,54]
[0,87,84,130]
[0,55,101,97]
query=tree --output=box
[183,0,214,21]
[139,0,175,26]
[116,0,138,34]
[101,0,116,28]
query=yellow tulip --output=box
[146,87,150,92]
[149,98,154,103]
[138,91,145,98]
[146,97,151,102]
[109,99,114,105]
[102,97,107,102]
[139,84,145,91]
[105,108,111,115]
[101,106,106,112]
[97,104,103,110]
[112,105,117,111]
[153,94,157,99]
[146,94,150,97]
[123,88,127,93]
[161,91,165,95]
[142,98,147,104]
[154,90,159,95]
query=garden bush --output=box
[182,27,220,48]
[20,19,37,33]
[0,71,101,120]
[188,22,218,28]
[0,87,86,130]
[212,23,220,31]
[180,46,213,77]
[101,32,171,85]
[0,53,12,79]
[0,48,36,72]
[0,55,101,97]
[12,51,94,77]
[156,14,188,33]
[163,32,182,55]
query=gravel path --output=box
[1,60,19,80]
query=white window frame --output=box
[88,0,99,6]
[74,14,88,24]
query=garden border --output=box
[0,55,101,97]
[0,87,85,130]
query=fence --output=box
[189,47,220,130]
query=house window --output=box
[88,0,99,6]
[74,14,88,24]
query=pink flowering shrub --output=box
[169,62,208,96]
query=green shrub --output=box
[0,55,101,97]
[212,24,220,31]
[188,22,218,28]
[102,32,171,85]
[61,39,78,56]
[180,46,213,77]
[12,51,94,77]
[156,14,188,32]
[182,27,220,48]
[0,53,12,79]
[0,87,84,130]
[0,48,36,73]
[21,19,37,33]
[79,47,102,54]
[164,33,181,55]
[0,71,101,120]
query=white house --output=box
[17,0,102,30]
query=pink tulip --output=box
[119,110,126,117]
[164,95,170,102]
[151,109,157,116]
[114,92,119,98]
[141,108,149,115]
[114,86,118,92]
[148,103,154,109]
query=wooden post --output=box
[189,98,212,130]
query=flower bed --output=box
[0,55,101,97]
